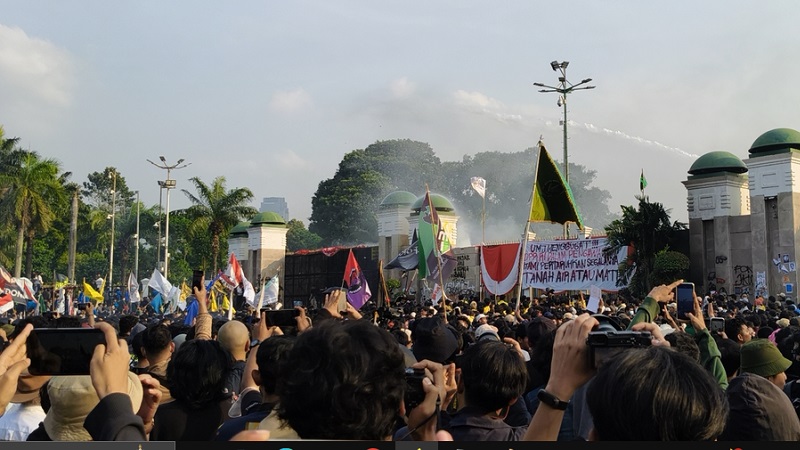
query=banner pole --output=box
[515,223,530,312]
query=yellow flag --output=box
[220,293,234,313]
[83,278,104,304]
[209,290,218,312]
[180,280,191,301]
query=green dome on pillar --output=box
[688,151,748,176]
[380,191,417,208]
[249,212,286,227]
[411,193,455,212]
[229,221,251,236]
[749,128,800,156]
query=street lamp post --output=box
[533,61,595,238]
[147,157,191,279]
[108,170,117,300]
[156,181,164,272]
[134,190,140,280]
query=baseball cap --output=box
[474,324,500,342]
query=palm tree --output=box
[603,195,687,297]
[0,126,21,266]
[0,150,65,277]
[181,176,257,273]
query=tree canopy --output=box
[181,176,258,273]
[604,195,687,297]
[309,139,619,245]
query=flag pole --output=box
[515,222,530,312]
[255,274,267,312]
[426,184,448,309]
[227,285,234,320]
[480,190,486,304]
[516,141,544,310]
[379,260,391,308]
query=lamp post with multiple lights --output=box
[108,169,117,299]
[134,190,140,280]
[147,157,191,279]
[533,61,595,237]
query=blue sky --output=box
[2,1,799,241]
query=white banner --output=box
[521,237,626,291]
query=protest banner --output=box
[521,237,626,291]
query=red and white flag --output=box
[0,292,13,314]
[223,252,256,306]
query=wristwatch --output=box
[537,389,570,410]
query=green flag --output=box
[528,142,583,228]
[418,190,441,280]
[640,169,647,192]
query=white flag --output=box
[262,275,279,306]
[148,268,180,304]
[127,272,141,303]
[470,177,486,198]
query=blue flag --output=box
[150,293,163,314]
[206,272,221,291]
[184,298,199,325]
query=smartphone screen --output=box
[27,328,105,375]
[336,290,349,313]
[263,309,299,327]
[191,270,203,293]
[708,317,725,332]
[676,282,695,321]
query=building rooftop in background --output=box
[260,197,289,220]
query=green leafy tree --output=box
[286,219,322,252]
[82,167,135,210]
[181,176,258,273]
[311,140,443,245]
[0,150,65,277]
[439,148,618,241]
[0,126,22,267]
[310,140,618,246]
[604,195,687,297]
[650,249,690,287]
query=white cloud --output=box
[269,88,312,113]
[453,89,504,110]
[452,90,522,124]
[276,149,309,170]
[390,77,415,98]
[0,24,74,107]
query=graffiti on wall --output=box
[733,265,753,294]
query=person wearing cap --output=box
[739,338,793,390]
[27,372,144,441]
[0,370,48,440]
[0,369,49,440]
[411,316,460,364]
[474,324,501,342]
[474,314,488,327]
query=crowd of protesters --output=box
[0,278,799,442]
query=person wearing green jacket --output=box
[627,279,729,390]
